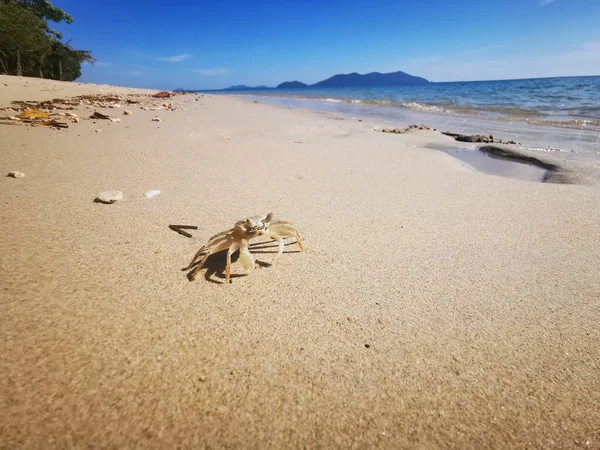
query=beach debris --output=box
[380,124,431,134]
[90,111,112,120]
[94,190,124,204]
[151,117,161,122]
[65,112,77,118]
[17,110,49,120]
[169,224,198,238]
[32,119,68,129]
[109,117,121,123]
[110,103,121,108]
[123,110,132,115]
[7,115,21,121]
[442,132,519,145]
[143,189,161,199]
[183,213,303,284]
[152,91,172,98]
[95,129,103,133]
[381,127,407,134]
[408,124,432,130]
[7,171,25,178]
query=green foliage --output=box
[0,0,92,80]
[0,3,48,51]
[0,0,72,23]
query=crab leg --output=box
[187,239,232,280]
[267,223,304,254]
[265,232,285,257]
[182,234,228,270]
[224,242,241,284]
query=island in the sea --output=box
[214,71,429,92]
[277,81,309,89]
[223,85,270,91]
[278,71,429,88]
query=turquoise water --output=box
[203,76,600,125]
[264,76,600,122]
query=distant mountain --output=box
[314,71,429,87]
[224,85,270,91]
[277,81,308,89]
[275,71,429,89]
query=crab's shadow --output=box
[185,238,301,284]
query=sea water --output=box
[202,76,600,159]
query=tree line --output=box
[0,0,94,81]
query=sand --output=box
[1,75,599,449]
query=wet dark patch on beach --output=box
[433,145,570,183]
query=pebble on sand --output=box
[109,117,121,123]
[7,171,25,178]
[123,110,132,115]
[151,117,161,122]
[95,190,124,204]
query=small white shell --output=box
[143,190,161,199]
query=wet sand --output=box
[1,75,600,449]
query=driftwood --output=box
[169,225,198,238]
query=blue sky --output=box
[52,0,600,89]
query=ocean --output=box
[204,76,600,159]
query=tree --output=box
[0,0,72,24]
[0,0,93,80]
[45,39,95,81]
[0,3,49,76]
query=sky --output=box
[50,0,600,90]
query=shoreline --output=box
[1,76,599,448]
[233,94,600,158]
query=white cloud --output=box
[539,0,555,6]
[191,68,232,76]
[158,54,191,62]
[397,41,600,82]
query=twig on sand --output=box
[169,225,198,238]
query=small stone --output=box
[7,171,25,178]
[95,129,102,132]
[123,110,132,115]
[65,112,77,118]
[156,355,162,361]
[72,118,80,123]
[151,117,161,122]
[112,103,121,108]
[8,116,21,121]
[109,117,121,123]
[95,190,124,204]
[364,344,371,348]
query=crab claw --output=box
[238,239,256,272]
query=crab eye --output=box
[262,212,274,225]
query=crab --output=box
[183,213,303,283]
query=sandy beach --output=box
[1,75,599,449]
